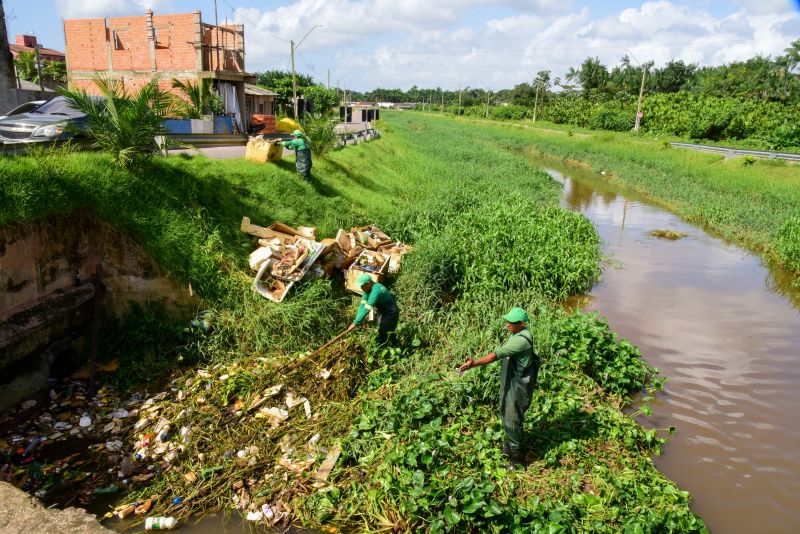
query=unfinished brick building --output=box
[63,9,254,131]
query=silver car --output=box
[0,96,88,144]
[0,100,46,120]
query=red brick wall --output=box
[153,13,198,71]
[64,18,108,72]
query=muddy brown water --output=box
[534,156,800,533]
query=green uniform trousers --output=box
[295,148,312,181]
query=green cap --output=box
[292,129,304,137]
[356,273,373,286]
[502,307,529,323]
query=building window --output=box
[112,31,122,50]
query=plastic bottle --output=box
[144,517,177,530]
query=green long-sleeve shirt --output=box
[496,328,536,410]
[353,282,396,325]
[279,137,309,151]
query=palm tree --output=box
[60,75,172,168]
[783,39,800,73]
[14,51,39,82]
[171,78,222,119]
[42,60,66,83]
[565,66,581,84]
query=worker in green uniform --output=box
[346,273,399,346]
[459,307,539,469]
[278,129,312,181]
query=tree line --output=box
[346,40,800,148]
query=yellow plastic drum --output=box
[246,139,283,163]
[276,117,303,134]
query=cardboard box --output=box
[344,250,389,294]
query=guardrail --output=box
[669,142,800,162]
[167,133,248,147]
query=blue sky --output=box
[5,0,799,90]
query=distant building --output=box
[9,35,65,62]
[63,9,255,131]
[0,2,51,113]
[244,84,276,118]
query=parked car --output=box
[0,100,46,120]
[0,96,89,144]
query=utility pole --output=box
[458,86,462,115]
[290,25,322,119]
[213,0,220,71]
[634,62,649,134]
[291,40,297,118]
[485,89,490,118]
[440,89,444,113]
[532,80,539,124]
[34,44,43,91]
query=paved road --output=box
[169,145,248,159]
[669,141,800,161]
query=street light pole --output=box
[627,51,650,134]
[291,40,297,118]
[291,25,322,119]
[634,63,648,134]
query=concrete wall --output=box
[0,87,53,115]
[0,214,200,412]
[0,215,199,318]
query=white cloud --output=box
[95,0,796,91]
[55,0,172,19]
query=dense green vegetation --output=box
[356,42,800,148]
[0,112,707,531]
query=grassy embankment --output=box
[435,112,800,283]
[0,113,707,532]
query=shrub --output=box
[301,112,339,157]
[489,104,529,121]
[774,215,800,278]
[589,108,635,132]
[59,75,171,168]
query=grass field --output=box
[0,114,708,532]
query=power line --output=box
[295,35,793,57]
[220,0,289,43]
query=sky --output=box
[4,0,800,91]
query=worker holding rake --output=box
[346,273,399,346]
[459,307,539,469]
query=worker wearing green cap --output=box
[459,307,539,469]
[278,130,312,182]
[346,274,399,346]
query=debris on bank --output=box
[1,349,360,528]
[241,217,413,301]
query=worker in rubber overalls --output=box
[346,273,399,346]
[279,129,312,181]
[459,307,539,469]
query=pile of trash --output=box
[109,357,346,527]
[1,354,351,528]
[0,365,154,510]
[241,217,413,302]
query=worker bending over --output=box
[346,274,399,346]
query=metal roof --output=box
[245,84,277,97]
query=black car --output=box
[0,96,89,144]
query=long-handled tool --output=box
[287,328,352,371]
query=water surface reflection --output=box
[535,157,800,534]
